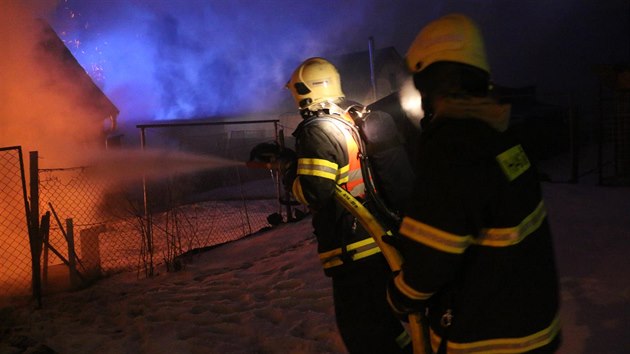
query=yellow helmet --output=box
[405,13,490,75]
[286,57,345,111]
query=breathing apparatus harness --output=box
[317,101,403,229]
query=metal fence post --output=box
[139,126,154,276]
[28,151,43,307]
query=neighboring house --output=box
[332,46,407,105]
[38,20,120,148]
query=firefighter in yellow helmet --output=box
[286,57,412,353]
[386,14,562,353]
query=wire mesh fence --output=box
[0,119,298,305]
[37,165,281,280]
[0,147,30,305]
[134,119,293,275]
[597,89,630,185]
[38,166,137,278]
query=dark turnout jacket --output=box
[291,112,382,277]
[392,97,561,353]
[292,111,412,353]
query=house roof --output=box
[330,46,407,105]
[37,20,119,121]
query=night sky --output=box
[20,0,630,125]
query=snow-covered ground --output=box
[1,181,629,354]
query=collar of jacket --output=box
[293,112,354,137]
[433,96,511,132]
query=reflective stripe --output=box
[430,313,561,353]
[399,217,473,254]
[346,167,365,196]
[337,164,349,184]
[479,201,546,247]
[297,158,338,181]
[292,177,308,206]
[399,201,547,253]
[393,270,434,300]
[299,115,365,197]
[396,329,412,349]
[336,166,366,196]
[319,237,382,269]
[347,166,362,181]
[339,121,365,197]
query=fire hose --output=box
[245,162,428,353]
[333,185,427,354]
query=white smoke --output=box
[0,0,108,167]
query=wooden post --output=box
[66,218,80,288]
[80,225,103,278]
[28,151,42,308]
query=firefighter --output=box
[386,14,562,353]
[286,57,411,354]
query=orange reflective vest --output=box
[291,113,380,275]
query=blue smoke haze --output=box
[48,0,414,123]
[46,0,629,124]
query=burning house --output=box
[0,18,121,301]
[37,19,120,148]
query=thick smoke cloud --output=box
[10,0,630,128]
[50,0,628,124]
[0,0,107,167]
[46,0,393,123]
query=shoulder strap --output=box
[305,114,403,227]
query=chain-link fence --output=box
[134,119,295,275]
[33,119,291,284]
[38,166,138,283]
[598,89,630,185]
[0,146,30,306]
[37,163,283,282]
[0,118,300,305]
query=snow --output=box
[2,181,630,354]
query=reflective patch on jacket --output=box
[496,144,530,181]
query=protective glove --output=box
[249,141,282,163]
[249,142,297,188]
[386,271,426,322]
